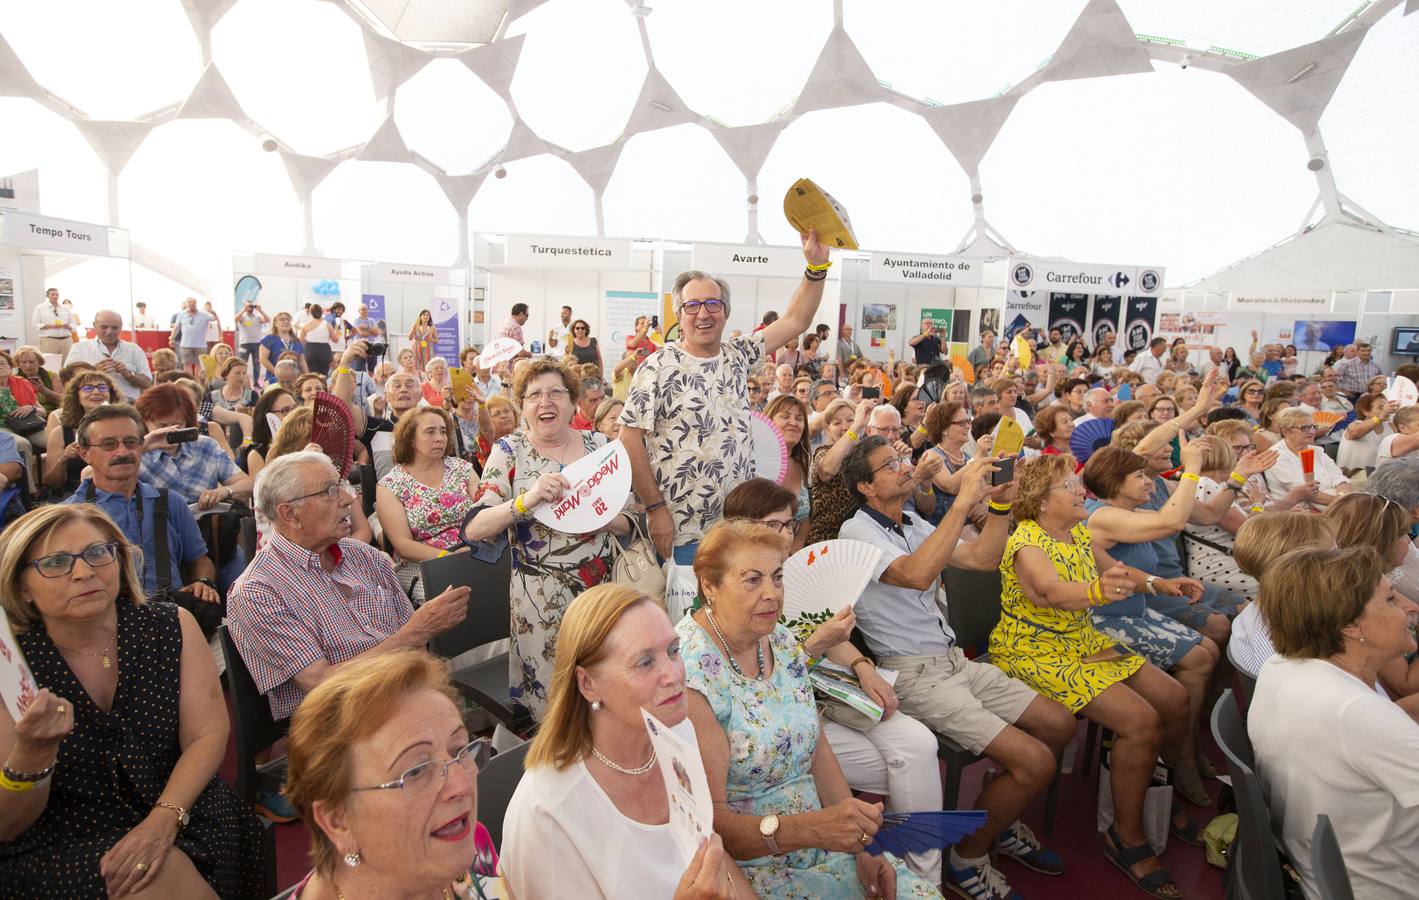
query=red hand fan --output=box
[312,391,355,479]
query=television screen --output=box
[1393,327,1419,356]
[1291,320,1356,352]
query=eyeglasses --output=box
[289,481,346,505]
[1243,388,1264,395]
[678,299,725,316]
[79,384,110,394]
[1230,444,1255,455]
[524,388,570,404]
[1290,424,1318,433]
[1050,478,1084,493]
[87,436,142,452]
[950,418,970,427]
[31,541,121,578]
[756,518,796,533]
[872,454,914,475]
[351,738,492,795]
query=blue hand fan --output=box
[1069,418,1115,463]
[866,810,988,857]
[1117,383,1132,400]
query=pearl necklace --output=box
[591,745,658,776]
[705,608,765,680]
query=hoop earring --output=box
[590,700,601,711]
[343,852,362,867]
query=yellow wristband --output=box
[805,260,833,272]
[513,494,529,517]
[1373,417,1383,425]
[336,367,352,375]
[1180,472,1200,483]
[1249,505,1264,513]
[915,426,928,436]
[0,771,37,792]
[988,501,1013,512]
[437,549,449,558]
[1228,471,1246,485]
[846,430,858,441]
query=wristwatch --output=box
[759,814,781,855]
[155,801,190,829]
[1144,575,1159,595]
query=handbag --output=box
[4,409,45,436]
[608,515,666,600]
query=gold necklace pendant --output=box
[102,651,112,670]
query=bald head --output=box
[94,310,123,346]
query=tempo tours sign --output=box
[504,234,632,269]
[1,211,110,256]
[867,252,982,286]
[1008,258,1165,297]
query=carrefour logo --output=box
[1011,262,1033,288]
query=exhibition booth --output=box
[0,210,133,360]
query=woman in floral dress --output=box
[680,520,941,898]
[461,359,632,721]
[375,407,478,603]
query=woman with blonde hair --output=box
[762,394,813,546]
[592,396,623,441]
[1234,378,1265,426]
[283,649,501,899]
[1181,434,1276,601]
[1227,512,1339,677]
[11,344,62,412]
[501,584,749,899]
[0,505,265,897]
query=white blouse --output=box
[500,720,694,899]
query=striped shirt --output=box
[227,530,411,719]
[1332,356,1383,395]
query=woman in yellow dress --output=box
[991,453,1194,898]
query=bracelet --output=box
[918,484,934,496]
[336,367,352,375]
[437,549,449,558]
[645,499,667,512]
[513,494,530,517]
[987,500,1013,512]
[805,260,833,272]
[1228,471,1247,486]
[3,761,55,783]
[1373,417,1382,425]
[846,430,859,441]
[915,426,928,437]
[1086,579,1103,606]
[1179,472,1200,483]
[804,268,827,282]
[0,770,38,792]
[849,656,875,673]
[1249,505,1264,513]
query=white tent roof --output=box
[0,0,1413,293]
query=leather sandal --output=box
[1104,824,1182,899]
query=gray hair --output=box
[425,356,447,372]
[671,269,731,310]
[274,359,300,377]
[969,384,996,403]
[254,450,335,521]
[870,404,901,427]
[580,376,605,394]
[841,435,891,505]
[1366,457,1419,512]
[1085,387,1111,406]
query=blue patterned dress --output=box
[676,618,941,899]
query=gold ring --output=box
[134,862,150,873]
[55,704,65,715]
[859,830,871,845]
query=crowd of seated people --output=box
[3,279,1419,899]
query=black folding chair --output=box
[1211,690,1289,900]
[422,543,532,734]
[478,739,532,850]
[1311,814,1354,900]
[218,625,290,807]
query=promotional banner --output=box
[1124,296,1158,352]
[867,251,982,286]
[603,290,660,351]
[479,337,522,368]
[921,307,953,339]
[1003,290,1047,340]
[361,294,387,340]
[1047,293,1088,343]
[1228,292,1331,313]
[431,295,460,362]
[1089,295,1121,347]
[532,440,631,533]
[1009,258,1164,297]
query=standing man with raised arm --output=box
[620,230,831,563]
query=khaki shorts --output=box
[882,647,1040,755]
[178,347,204,366]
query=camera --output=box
[365,342,388,358]
[166,428,200,444]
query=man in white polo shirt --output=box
[64,309,153,401]
[32,287,78,357]
[838,435,1073,899]
[1128,337,1168,384]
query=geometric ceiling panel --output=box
[0,34,43,100]
[499,117,549,164]
[213,0,385,156]
[453,33,525,100]
[792,24,889,115]
[921,93,1022,178]
[347,0,508,46]
[72,119,159,176]
[847,0,1084,106]
[1117,0,1370,59]
[648,0,830,126]
[622,67,700,137]
[506,0,647,151]
[708,120,788,181]
[0,0,202,119]
[1226,25,1371,135]
[564,141,625,195]
[1045,0,1153,82]
[395,59,513,175]
[985,67,1314,284]
[278,148,342,198]
[362,30,432,102]
[759,103,970,252]
[435,170,487,213]
[357,116,413,163]
[181,0,240,49]
[176,63,247,121]
[0,97,110,225]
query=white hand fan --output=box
[1385,375,1418,408]
[782,539,883,622]
[749,410,788,484]
[480,336,522,368]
